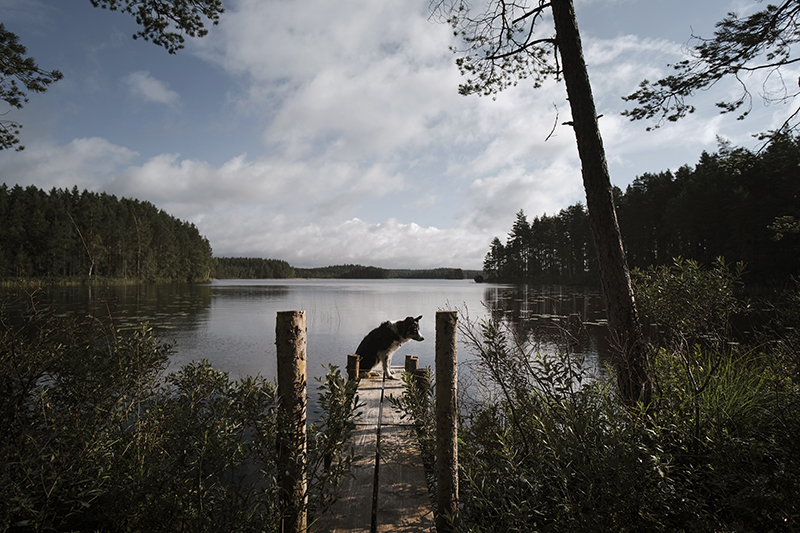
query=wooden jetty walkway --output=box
[311,366,435,533]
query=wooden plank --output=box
[374,425,434,532]
[310,368,434,533]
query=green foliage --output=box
[632,257,745,342]
[213,257,296,279]
[432,0,558,97]
[769,214,800,240]
[390,369,437,495]
[486,134,800,284]
[90,0,224,54]
[307,366,362,514]
[296,264,390,279]
[0,290,359,532]
[210,260,468,280]
[398,282,800,531]
[0,24,63,151]
[483,204,596,284]
[0,184,213,282]
[293,264,466,280]
[623,0,800,133]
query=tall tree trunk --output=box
[550,0,652,405]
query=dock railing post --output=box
[435,310,459,532]
[404,354,419,373]
[276,310,308,533]
[347,353,360,380]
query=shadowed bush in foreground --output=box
[398,263,800,532]
[0,288,358,532]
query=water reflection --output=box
[44,283,213,333]
[12,281,611,385]
[482,285,611,368]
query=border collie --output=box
[355,316,424,379]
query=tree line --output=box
[211,257,295,279]
[293,264,466,279]
[211,259,468,280]
[484,133,800,285]
[0,184,213,282]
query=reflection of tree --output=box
[39,284,216,333]
[483,286,608,357]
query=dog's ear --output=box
[415,315,422,321]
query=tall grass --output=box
[397,263,800,532]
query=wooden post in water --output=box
[435,310,459,532]
[347,353,360,380]
[405,354,419,373]
[276,311,308,533]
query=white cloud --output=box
[122,71,181,107]
[209,214,487,269]
[0,137,138,190]
[113,151,409,219]
[5,0,793,272]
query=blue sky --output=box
[1,0,794,269]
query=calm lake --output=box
[31,279,610,388]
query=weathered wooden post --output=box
[347,353,360,380]
[276,311,308,533]
[404,354,419,373]
[436,310,459,532]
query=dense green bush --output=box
[398,269,800,532]
[632,257,745,344]
[0,289,358,532]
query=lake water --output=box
[29,279,610,388]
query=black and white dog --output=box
[355,316,424,379]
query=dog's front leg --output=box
[382,358,396,379]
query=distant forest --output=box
[484,133,800,285]
[211,258,469,280]
[9,133,796,286]
[0,184,468,283]
[0,185,213,282]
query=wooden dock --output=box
[310,367,435,533]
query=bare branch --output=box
[623,0,800,135]
[438,0,559,96]
[544,103,559,141]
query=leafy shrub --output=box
[0,289,358,532]
[632,257,745,344]
[390,368,437,502]
[397,275,800,532]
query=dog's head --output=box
[398,315,424,342]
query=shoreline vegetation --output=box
[0,263,482,288]
[5,133,799,288]
[0,183,478,284]
[4,256,798,531]
[1,288,360,532]
[212,258,480,281]
[482,134,800,286]
[396,262,800,532]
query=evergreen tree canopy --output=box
[0,184,213,282]
[484,134,800,285]
[212,257,295,279]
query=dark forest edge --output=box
[4,133,799,287]
[211,257,479,281]
[0,184,476,284]
[0,184,213,283]
[484,132,800,286]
